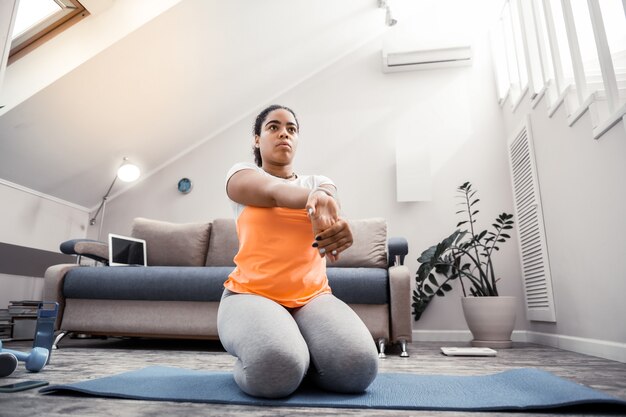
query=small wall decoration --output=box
[177,178,193,194]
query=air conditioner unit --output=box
[382,45,472,73]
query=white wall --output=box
[0,181,88,308]
[97,4,528,335]
[501,91,626,348]
[0,181,88,251]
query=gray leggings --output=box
[217,289,379,398]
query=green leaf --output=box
[501,233,510,238]
[441,283,453,291]
[428,274,438,286]
[436,289,445,296]
[424,284,434,294]
[435,263,451,275]
[503,225,513,230]
[417,245,437,263]
[456,220,468,227]
[416,263,432,282]
[470,199,480,206]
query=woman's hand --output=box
[312,218,353,263]
[307,190,338,235]
[306,189,353,262]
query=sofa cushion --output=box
[205,218,239,266]
[62,266,388,305]
[327,267,389,304]
[131,218,211,266]
[332,218,387,268]
[63,266,233,302]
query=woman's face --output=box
[255,108,299,167]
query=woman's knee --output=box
[235,344,309,398]
[313,341,379,393]
[217,292,311,398]
[294,294,379,393]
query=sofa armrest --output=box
[60,239,109,264]
[43,264,80,330]
[388,264,412,343]
[388,237,408,267]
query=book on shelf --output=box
[8,300,41,317]
[0,309,13,340]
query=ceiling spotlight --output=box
[378,0,397,27]
[385,6,397,26]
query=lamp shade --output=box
[117,161,140,182]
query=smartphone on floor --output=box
[0,380,49,393]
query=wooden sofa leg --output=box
[399,338,409,357]
[377,338,387,359]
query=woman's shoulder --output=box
[226,162,261,180]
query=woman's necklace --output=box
[268,171,297,180]
[280,172,297,180]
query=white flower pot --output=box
[461,296,516,349]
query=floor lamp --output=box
[90,157,141,240]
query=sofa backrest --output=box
[130,216,388,268]
[203,217,388,269]
[205,218,238,267]
[332,217,388,268]
[131,217,211,266]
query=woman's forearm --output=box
[267,182,311,208]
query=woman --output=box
[217,104,379,399]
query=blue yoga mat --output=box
[40,366,626,411]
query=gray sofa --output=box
[44,217,412,357]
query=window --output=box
[567,1,602,110]
[9,0,88,64]
[492,0,532,109]
[491,21,510,103]
[519,0,545,101]
[509,0,529,95]
[547,0,575,96]
[492,0,626,139]
[502,1,523,106]
[598,0,626,110]
[531,0,558,104]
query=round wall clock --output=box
[177,177,193,194]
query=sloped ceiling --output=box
[0,0,381,209]
[0,0,489,211]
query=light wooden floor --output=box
[1,337,625,417]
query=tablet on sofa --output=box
[108,233,147,266]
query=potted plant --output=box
[412,182,517,348]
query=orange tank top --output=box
[224,206,331,307]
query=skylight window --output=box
[12,0,61,38]
[9,0,88,64]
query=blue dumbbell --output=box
[0,352,18,377]
[0,341,49,372]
